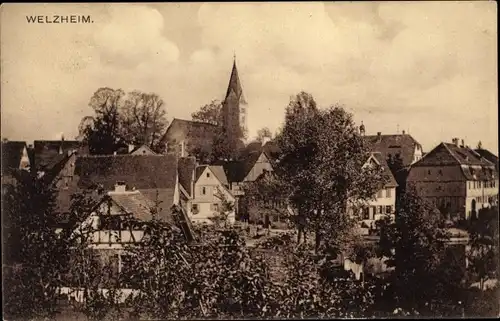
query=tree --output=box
[377,185,454,315]
[191,100,223,125]
[120,90,169,153]
[467,206,498,291]
[81,88,169,155]
[83,88,126,155]
[210,188,236,228]
[256,127,273,143]
[3,170,72,319]
[242,170,291,225]
[274,92,386,254]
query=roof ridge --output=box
[78,154,173,158]
[441,142,462,164]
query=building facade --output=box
[407,140,498,220]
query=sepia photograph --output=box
[1,2,498,320]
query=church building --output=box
[161,58,248,161]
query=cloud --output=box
[95,4,180,69]
[0,2,497,154]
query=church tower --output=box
[222,57,248,152]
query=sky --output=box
[1,2,498,154]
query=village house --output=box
[361,127,423,197]
[161,118,220,159]
[358,152,398,227]
[128,144,157,156]
[177,156,236,225]
[1,139,32,192]
[407,139,499,220]
[361,129,424,168]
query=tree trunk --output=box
[314,230,321,255]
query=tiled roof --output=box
[475,148,499,171]
[75,154,178,190]
[416,143,494,167]
[371,152,398,188]
[224,141,282,184]
[363,134,421,167]
[178,157,196,196]
[209,165,229,186]
[108,191,157,222]
[33,140,83,171]
[195,165,207,182]
[1,141,27,175]
[411,143,498,181]
[222,160,246,183]
[161,118,220,143]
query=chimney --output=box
[2,138,8,142]
[402,130,406,135]
[452,138,459,146]
[128,144,135,153]
[377,132,382,141]
[180,141,186,158]
[114,181,126,193]
[461,139,465,148]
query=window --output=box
[211,203,219,212]
[377,190,384,198]
[386,188,392,198]
[362,208,370,220]
[191,204,199,213]
[202,187,206,195]
[206,172,210,178]
[378,206,384,214]
[438,169,443,176]
[428,170,431,175]
[386,206,392,214]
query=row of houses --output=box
[2,128,498,230]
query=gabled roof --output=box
[224,59,246,104]
[238,140,281,161]
[178,157,197,196]
[209,165,229,186]
[107,190,157,222]
[371,152,398,188]
[194,165,228,186]
[75,154,178,190]
[412,143,497,181]
[33,140,83,171]
[363,134,421,167]
[161,118,220,142]
[130,144,157,155]
[475,148,499,171]
[416,143,494,167]
[224,140,282,184]
[1,141,27,175]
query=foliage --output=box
[83,88,126,155]
[191,99,223,125]
[242,171,291,225]
[274,91,386,253]
[256,127,273,143]
[2,171,71,320]
[466,206,498,290]
[81,87,169,154]
[210,187,236,228]
[120,90,169,153]
[377,185,459,315]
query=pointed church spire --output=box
[224,56,246,104]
